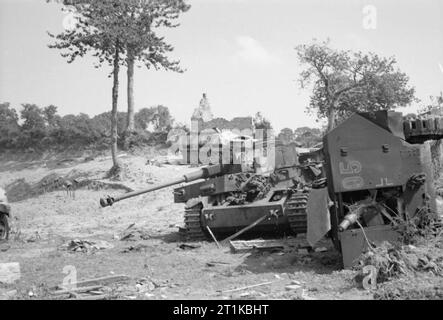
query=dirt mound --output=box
[5,170,132,202]
[5,179,33,202]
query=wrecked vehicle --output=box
[100,110,442,269]
[0,187,11,240]
[100,140,323,240]
[320,110,442,267]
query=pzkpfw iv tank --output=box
[100,141,323,241]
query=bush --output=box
[0,102,175,153]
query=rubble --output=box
[178,243,200,250]
[61,239,114,253]
[229,239,298,253]
[355,240,443,285]
[121,244,149,253]
[119,224,151,241]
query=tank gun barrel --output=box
[100,164,232,207]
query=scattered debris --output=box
[52,275,130,292]
[62,239,114,253]
[135,278,156,292]
[52,285,103,296]
[119,224,151,241]
[394,210,443,245]
[355,241,443,284]
[122,243,149,253]
[219,280,278,294]
[230,239,286,253]
[297,248,310,254]
[178,243,200,250]
[205,261,230,267]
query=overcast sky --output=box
[0,0,442,130]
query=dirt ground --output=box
[0,153,441,300]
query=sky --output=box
[0,0,442,131]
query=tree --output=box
[135,105,173,131]
[296,40,417,131]
[19,104,47,148]
[48,0,134,173]
[293,126,323,148]
[21,104,46,131]
[277,128,295,144]
[0,103,20,148]
[43,105,60,128]
[431,92,443,107]
[121,0,190,139]
[253,112,272,130]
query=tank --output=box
[100,140,322,241]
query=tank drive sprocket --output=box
[285,192,308,235]
[184,203,207,241]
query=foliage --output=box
[253,112,272,130]
[0,102,174,151]
[293,127,323,148]
[296,40,417,130]
[0,102,20,148]
[134,105,173,131]
[277,126,323,147]
[277,128,295,144]
[418,92,443,114]
[48,0,190,166]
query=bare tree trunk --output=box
[126,53,135,133]
[111,40,120,170]
[327,102,336,132]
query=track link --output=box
[285,192,308,234]
[184,204,207,241]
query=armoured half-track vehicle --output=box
[100,141,324,240]
[322,110,442,267]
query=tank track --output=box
[184,204,207,241]
[285,192,308,234]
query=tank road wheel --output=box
[0,214,9,240]
[184,203,207,241]
[285,192,308,235]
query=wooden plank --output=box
[206,226,221,249]
[67,294,108,300]
[55,274,129,290]
[219,281,277,293]
[52,285,103,295]
[229,238,305,253]
[229,240,284,253]
[221,213,271,244]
